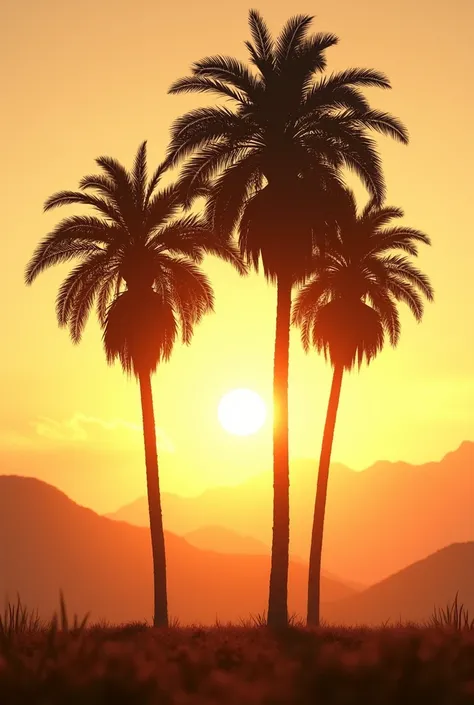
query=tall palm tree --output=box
[24,141,245,627]
[292,189,434,627]
[166,9,408,627]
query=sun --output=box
[218,389,267,436]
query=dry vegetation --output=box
[0,593,473,703]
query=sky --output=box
[2,0,473,514]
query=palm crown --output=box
[167,8,408,268]
[25,141,244,376]
[292,189,434,369]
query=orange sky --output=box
[2,0,473,514]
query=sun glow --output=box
[218,389,267,436]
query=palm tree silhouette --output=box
[24,141,245,627]
[166,9,408,627]
[292,189,434,627]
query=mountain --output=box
[106,441,474,585]
[324,542,474,626]
[182,525,305,562]
[0,475,354,626]
[181,526,365,589]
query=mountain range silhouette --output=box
[106,441,474,585]
[0,475,353,626]
[1,441,472,625]
[323,542,474,625]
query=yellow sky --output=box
[2,0,473,514]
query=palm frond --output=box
[166,107,250,169]
[362,204,404,230]
[55,251,114,337]
[132,141,148,210]
[95,155,134,193]
[68,256,111,344]
[285,33,339,90]
[25,238,104,285]
[44,215,123,247]
[383,255,435,301]
[43,190,122,223]
[244,40,271,78]
[301,117,386,203]
[168,76,246,103]
[275,14,314,66]
[206,152,263,238]
[96,265,121,326]
[373,226,431,252]
[301,66,390,115]
[157,256,215,345]
[385,278,425,320]
[189,55,261,98]
[194,230,248,276]
[145,162,167,207]
[248,9,274,63]
[78,173,120,204]
[292,274,331,322]
[103,288,178,376]
[335,129,385,204]
[150,215,210,261]
[351,109,409,145]
[366,288,401,347]
[300,83,371,115]
[94,155,137,228]
[174,143,251,208]
[144,184,182,234]
[321,67,391,91]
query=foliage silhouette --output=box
[429,593,474,631]
[167,8,409,628]
[24,141,245,627]
[292,188,434,626]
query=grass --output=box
[1,591,472,638]
[0,590,90,640]
[428,591,474,630]
[0,592,473,703]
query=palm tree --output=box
[24,141,245,627]
[166,9,409,627]
[292,189,434,626]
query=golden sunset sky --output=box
[2,0,473,514]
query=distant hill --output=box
[181,526,365,590]
[0,476,355,626]
[324,542,474,626]
[106,441,474,584]
[182,525,306,562]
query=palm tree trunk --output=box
[307,363,344,627]
[138,370,168,628]
[267,274,292,629]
